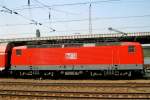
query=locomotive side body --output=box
[10,42,143,76]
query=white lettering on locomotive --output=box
[65,53,77,60]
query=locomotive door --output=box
[112,47,120,69]
[113,47,119,66]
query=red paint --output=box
[0,43,10,68]
[0,54,7,67]
[11,42,144,66]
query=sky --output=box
[0,0,150,39]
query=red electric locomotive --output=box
[0,42,144,77]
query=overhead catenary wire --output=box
[42,14,150,23]
[33,0,56,32]
[51,25,150,33]
[0,14,150,27]
[15,0,148,11]
[0,0,149,37]
[0,6,42,26]
[32,0,78,15]
[0,25,150,32]
[0,25,150,38]
[0,1,149,31]
[13,0,120,11]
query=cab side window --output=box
[128,46,135,53]
[16,49,22,56]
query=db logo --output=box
[65,53,77,60]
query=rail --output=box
[0,90,150,99]
[0,80,150,99]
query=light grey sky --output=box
[0,0,150,38]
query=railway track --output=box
[1,81,150,87]
[0,90,150,99]
[0,80,150,99]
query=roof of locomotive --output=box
[12,42,141,49]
